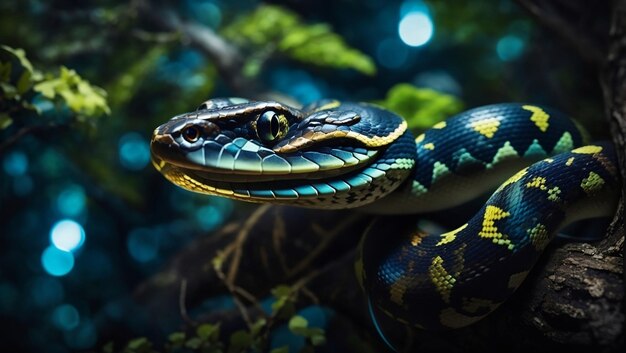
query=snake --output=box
[150,98,619,335]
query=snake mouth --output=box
[151,131,381,183]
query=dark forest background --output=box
[0,1,623,352]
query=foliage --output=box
[110,284,325,353]
[0,45,109,130]
[375,83,464,131]
[222,4,376,76]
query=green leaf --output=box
[269,346,289,353]
[197,323,220,341]
[271,285,292,298]
[222,5,375,75]
[125,337,152,352]
[0,82,17,98]
[229,330,252,349]
[16,70,32,94]
[0,61,11,82]
[185,337,203,349]
[288,315,308,332]
[250,318,267,337]
[310,333,326,346]
[0,113,13,129]
[168,331,185,344]
[1,45,34,74]
[374,83,464,132]
[33,66,110,117]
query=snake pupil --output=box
[257,111,281,143]
[183,126,200,142]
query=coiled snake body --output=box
[150,98,619,332]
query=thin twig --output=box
[179,278,196,326]
[0,122,64,154]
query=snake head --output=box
[150,97,412,205]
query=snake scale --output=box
[150,98,619,334]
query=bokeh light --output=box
[3,150,28,176]
[56,185,86,217]
[127,228,159,262]
[41,246,75,277]
[496,35,525,61]
[118,132,150,171]
[51,304,80,331]
[398,11,434,47]
[50,220,85,252]
[186,0,222,28]
[195,204,224,231]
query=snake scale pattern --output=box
[150,98,619,333]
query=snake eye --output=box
[197,102,210,111]
[257,110,282,143]
[182,126,201,143]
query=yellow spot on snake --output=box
[479,205,514,250]
[566,157,575,166]
[390,274,413,305]
[436,224,468,246]
[411,231,427,246]
[314,100,340,111]
[523,105,550,132]
[527,223,549,251]
[429,256,455,302]
[415,133,425,143]
[547,186,561,201]
[580,171,605,194]
[471,117,500,138]
[573,145,603,154]
[526,176,547,190]
[433,121,447,129]
[423,143,435,150]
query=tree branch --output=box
[515,0,606,65]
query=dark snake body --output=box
[150,98,619,332]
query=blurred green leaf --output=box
[270,347,289,353]
[0,61,11,82]
[222,4,375,75]
[250,318,267,337]
[288,315,308,331]
[1,45,35,75]
[185,337,203,349]
[0,113,12,129]
[124,337,152,353]
[197,323,220,341]
[375,83,464,132]
[168,331,185,345]
[34,66,110,118]
[288,315,326,347]
[229,330,252,352]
